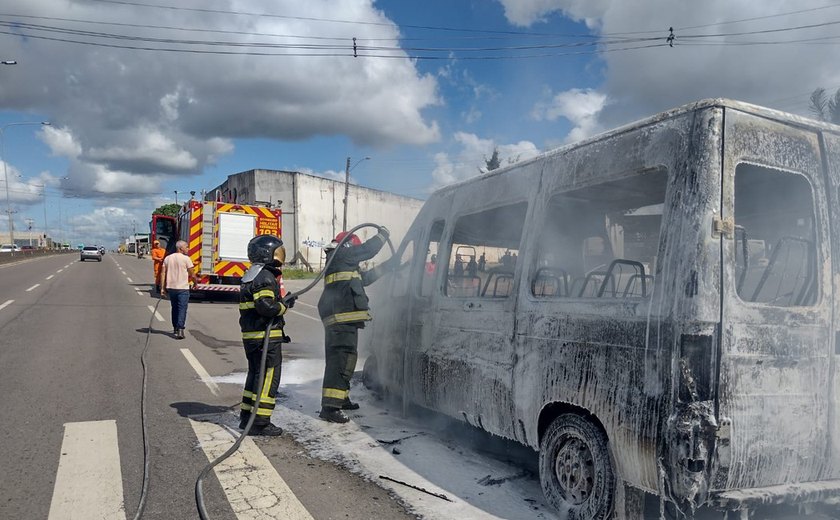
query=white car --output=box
[0,244,22,253]
[80,246,102,262]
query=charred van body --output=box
[362,99,840,518]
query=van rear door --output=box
[820,131,840,481]
[719,110,833,491]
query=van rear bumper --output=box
[711,480,840,509]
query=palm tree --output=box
[809,87,840,124]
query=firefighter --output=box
[318,227,391,423]
[150,239,166,293]
[238,234,294,436]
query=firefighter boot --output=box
[319,407,350,423]
[341,399,360,410]
[248,423,283,436]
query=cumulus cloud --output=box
[65,206,150,247]
[497,0,609,27]
[498,0,840,131]
[431,132,540,188]
[1,0,441,196]
[532,88,608,143]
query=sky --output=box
[1,0,839,247]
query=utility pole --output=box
[25,218,33,246]
[341,156,371,233]
[342,156,350,232]
[174,190,178,205]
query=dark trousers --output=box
[321,327,359,409]
[240,341,282,426]
[168,289,189,330]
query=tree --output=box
[809,87,840,124]
[484,148,501,171]
[153,203,181,217]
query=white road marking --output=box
[295,300,317,309]
[26,284,40,292]
[146,305,165,322]
[287,308,320,322]
[57,269,63,273]
[180,349,220,396]
[48,420,127,520]
[189,420,314,520]
[126,277,133,283]
[136,291,144,296]
[0,299,13,311]
[64,264,70,268]
[46,274,54,280]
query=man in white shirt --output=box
[161,240,198,339]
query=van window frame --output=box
[417,218,446,299]
[526,167,669,303]
[729,161,823,309]
[441,200,530,300]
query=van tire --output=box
[539,413,614,519]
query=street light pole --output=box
[1,121,50,246]
[342,156,370,232]
[174,190,178,205]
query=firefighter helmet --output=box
[247,235,285,266]
[334,231,362,247]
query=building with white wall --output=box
[206,169,424,269]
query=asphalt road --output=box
[0,253,413,520]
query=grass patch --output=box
[281,268,320,280]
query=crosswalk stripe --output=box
[48,420,127,520]
[189,420,314,520]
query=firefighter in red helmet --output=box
[317,227,392,423]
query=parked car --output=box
[0,244,22,253]
[80,246,102,262]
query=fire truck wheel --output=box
[539,413,615,520]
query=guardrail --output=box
[0,249,76,265]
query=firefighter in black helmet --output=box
[317,228,392,423]
[238,234,293,436]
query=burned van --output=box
[362,99,840,518]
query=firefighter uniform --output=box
[318,228,391,422]
[238,235,289,436]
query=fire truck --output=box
[151,199,282,292]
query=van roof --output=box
[432,98,840,196]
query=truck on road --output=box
[151,199,282,293]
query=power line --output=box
[0,19,657,53]
[675,2,840,31]
[0,26,667,60]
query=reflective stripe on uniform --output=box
[241,329,285,340]
[253,289,275,300]
[322,310,371,326]
[239,301,255,310]
[324,271,361,285]
[322,388,349,400]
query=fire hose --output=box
[193,222,394,519]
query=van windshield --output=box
[533,169,667,299]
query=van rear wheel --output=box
[539,413,614,519]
